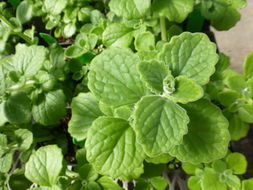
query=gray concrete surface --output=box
[212,1,253,73]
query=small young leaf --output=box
[0,152,12,173]
[188,176,202,190]
[242,179,253,190]
[238,104,253,123]
[102,23,133,48]
[32,90,66,126]
[133,95,189,156]
[138,60,168,93]
[182,163,203,175]
[25,145,63,186]
[202,168,227,190]
[16,1,33,24]
[14,129,33,151]
[4,92,31,124]
[69,93,103,141]
[78,164,98,181]
[226,152,247,175]
[86,117,145,180]
[226,75,247,94]
[44,0,67,15]
[145,153,173,164]
[167,76,203,104]
[88,48,146,107]
[159,32,218,85]
[244,51,253,80]
[134,32,155,51]
[218,90,239,107]
[228,114,249,141]
[150,176,168,190]
[97,176,123,190]
[170,99,230,164]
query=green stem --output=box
[7,80,36,91]
[160,16,167,41]
[0,14,33,44]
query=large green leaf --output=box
[153,0,194,23]
[68,93,103,141]
[159,32,218,85]
[13,44,47,76]
[138,60,168,93]
[88,48,146,107]
[133,95,189,156]
[109,0,151,19]
[102,23,133,48]
[25,145,63,186]
[86,117,144,180]
[167,76,203,104]
[170,99,230,163]
[32,90,66,126]
[4,91,31,124]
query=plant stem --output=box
[160,16,167,41]
[0,14,33,44]
[8,80,36,91]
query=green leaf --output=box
[244,52,253,80]
[242,179,253,190]
[150,176,168,190]
[133,95,189,156]
[25,145,63,186]
[64,45,88,59]
[114,105,132,120]
[218,90,239,107]
[159,32,218,85]
[167,76,203,104]
[188,176,202,190]
[138,60,168,93]
[69,93,103,141]
[228,114,249,141]
[63,23,76,38]
[145,153,173,164]
[224,173,241,190]
[16,1,33,24]
[238,104,253,123]
[78,164,98,181]
[169,99,230,164]
[109,0,151,19]
[102,23,133,48]
[13,44,47,76]
[212,160,227,173]
[97,176,123,190]
[39,33,58,45]
[86,117,144,180]
[202,168,227,190]
[227,75,247,94]
[14,129,33,151]
[88,48,146,107]
[32,90,66,126]
[9,169,32,190]
[153,0,194,23]
[182,163,203,175]
[44,0,67,15]
[98,102,114,117]
[134,32,155,51]
[226,152,247,175]
[4,92,31,124]
[0,152,12,173]
[211,8,241,31]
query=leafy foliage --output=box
[0,0,252,189]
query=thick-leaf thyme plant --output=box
[0,0,252,190]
